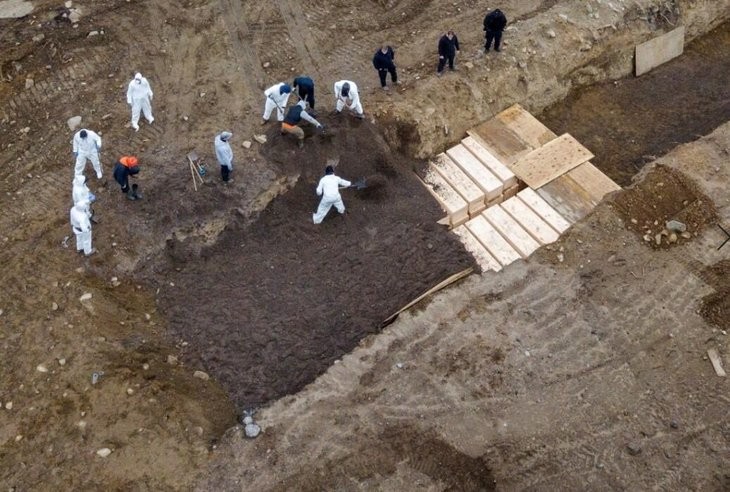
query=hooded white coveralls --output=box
[72,175,95,209]
[313,174,351,224]
[127,73,154,130]
[70,201,93,255]
[263,83,291,122]
[73,129,103,179]
[333,80,363,116]
[214,132,234,170]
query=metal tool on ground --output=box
[186,151,205,191]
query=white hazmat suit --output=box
[72,175,95,211]
[126,72,154,131]
[333,80,363,117]
[313,172,351,224]
[262,83,291,122]
[72,129,103,179]
[70,200,94,255]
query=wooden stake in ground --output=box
[189,159,198,191]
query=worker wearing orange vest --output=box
[113,156,141,200]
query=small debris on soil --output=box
[627,442,642,455]
[193,370,210,380]
[96,448,112,458]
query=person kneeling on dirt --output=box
[313,165,351,224]
[113,155,141,200]
[281,100,324,149]
[215,131,234,182]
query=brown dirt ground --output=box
[1,0,729,489]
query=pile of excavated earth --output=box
[1,0,728,489]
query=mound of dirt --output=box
[155,116,473,409]
[611,165,718,249]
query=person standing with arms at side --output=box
[293,76,316,111]
[372,44,398,90]
[483,8,507,52]
[70,199,95,256]
[126,72,154,131]
[72,128,103,179]
[312,165,351,224]
[437,30,460,76]
[214,131,234,182]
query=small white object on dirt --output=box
[24,78,34,89]
[193,370,209,380]
[126,388,134,395]
[242,140,252,149]
[51,302,58,311]
[707,348,726,377]
[666,220,687,233]
[253,134,267,144]
[245,423,261,438]
[87,30,99,37]
[5,401,13,410]
[166,355,178,365]
[79,293,92,302]
[58,358,66,366]
[96,448,112,458]
[36,364,48,373]
[67,116,82,131]
[396,362,404,369]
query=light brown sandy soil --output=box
[1,0,729,489]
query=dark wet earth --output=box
[541,21,730,186]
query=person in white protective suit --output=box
[214,131,234,183]
[126,72,154,131]
[72,129,103,179]
[262,82,292,124]
[70,200,95,256]
[72,175,97,222]
[312,165,352,224]
[333,80,364,118]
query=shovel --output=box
[349,177,368,190]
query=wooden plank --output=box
[452,225,502,272]
[707,348,726,377]
[430,153,485,215]
[636,26,685,76]
[517,188,572,233]
[503,184,519,199]
[566,162,622,203]
[495,103,555,148]
[446,144,503,201]
[467,118,531,166]
[511,133,594,189]
[465,215,521,267]
[537,176,595,224]
[420,170,469,226]
[483,206,541,258]
[501,196,560,245]
[461,136,518,188]
[382,268,474,326]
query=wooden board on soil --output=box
[511,133,594,189]
[465,214,521,267]
[420,169,469,226]
[460,136,518,188]
[482,206,541,258]
[501,196,560,245]
[452,225,502,272]
[517,188,572,233]
[495,103,556,148]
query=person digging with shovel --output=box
[313,165,352,224]
[113,155,141,200]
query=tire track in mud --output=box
[273,0,323,79]
[218,0,266,112]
